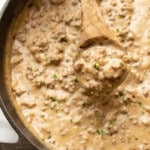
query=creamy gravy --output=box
[7,0,150,149]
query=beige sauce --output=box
[6,0,150,149]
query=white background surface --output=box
[0,0,5,8]
[0,0,19,143]
[0,0,6,11]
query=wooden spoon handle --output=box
[79,0,121,48]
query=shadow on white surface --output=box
[0,109,19,143]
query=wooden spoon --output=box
[74,0,129,96]
[79,0,122,48]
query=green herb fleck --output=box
[70,119,73,123]
[95,115,100,123]
[51,74,57,79]
[50,97,56,102]
[43,23,48,27]
[137,102,142,107]
[134,101,142,107]
[55,109,58,113]
[72,78,78,83]
[116,28,119,32]
[119,62,124,66]
[120,37,125,42]
[96,129,105,137]
[66,59,70,62]
[93,62,99,70]
[109,120,115,126]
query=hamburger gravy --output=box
[5,0,150,149]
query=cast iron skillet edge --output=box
[0,0,48,150]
